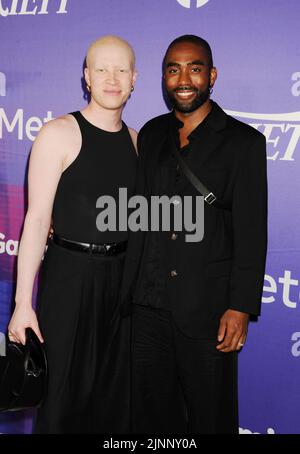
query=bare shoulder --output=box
[30,113,81,172]
[32,114,81,163]
[128,127,138,154]
[36,114,78,144]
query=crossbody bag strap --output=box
[174,147,217,205]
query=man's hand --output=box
[216,309,249,352]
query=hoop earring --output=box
[86,84,91,92]
[131,86,134,93]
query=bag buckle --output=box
[204,192,217,205]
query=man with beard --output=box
[121,35,268,433]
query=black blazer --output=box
[120,101,268,338]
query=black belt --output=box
[52,233,127,256]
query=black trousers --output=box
[131,304,239,434]
[33,240,131,433]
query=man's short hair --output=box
[163,35,213,69]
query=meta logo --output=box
[0,232,19,256]
[0,72,6,96]
[262,270,300,310]
[291,72,300,97]
[0,0,68,16]
[0,108,53,141]
[226,108,300,161]
[291,332,300,357]
[176,0,210,8]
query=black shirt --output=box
[133,104,215,309]
[52,111,137,244]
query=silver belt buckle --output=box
[204,192,216,205]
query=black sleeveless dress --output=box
[33,112,137,433]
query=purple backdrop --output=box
[1,0,300,434]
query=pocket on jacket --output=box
[199,169,227,199]
[205,259,232,278]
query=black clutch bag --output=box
[0,327,48,412]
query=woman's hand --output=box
[8,305,44,345]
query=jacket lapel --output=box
[144,102,228,195]
[175,101,228,192]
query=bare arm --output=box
[8,117,73,344]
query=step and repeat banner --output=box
[0,0,299,434]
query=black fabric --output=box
[132,304,238,434]
[33,241,131,433]
[133,110,210,310]
[33,113,137,433]
[52,111,137,244]
[120,100,268,338]
[0,328,47,412]
[132,138,175,310]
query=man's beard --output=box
[167,84,210,113]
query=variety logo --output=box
[0,72,6,96]
[0,0,68,16]
[291,72,300,97]
[226,109,300,161]
[291,332,300,357]
[176,0,210,8]
[0,232,19,256]
[0,108,53,141]
[263,270,300,310]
